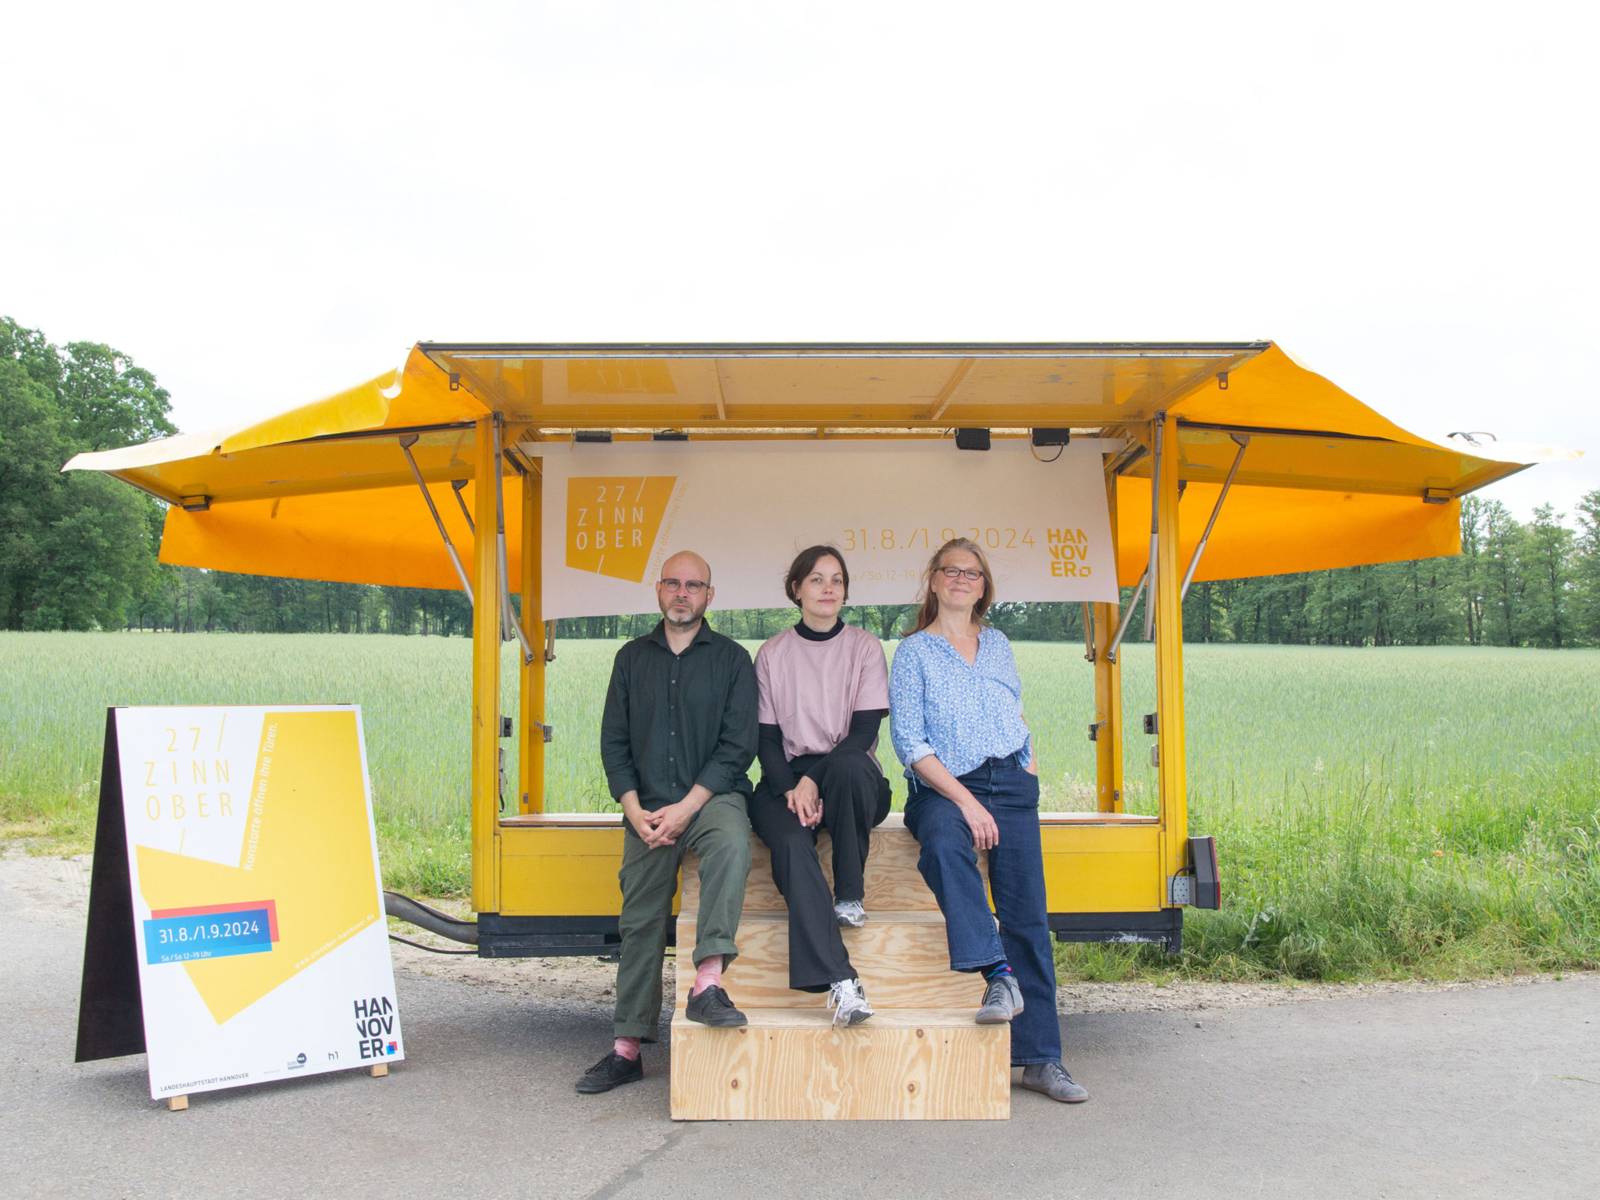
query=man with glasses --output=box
[577,550,758,1095]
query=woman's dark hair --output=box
[784,545,850,609]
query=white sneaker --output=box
[827,977,874,1026]
[834,899,867,928]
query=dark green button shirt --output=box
[600,619,757,810]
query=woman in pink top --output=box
[750,545,891,1026]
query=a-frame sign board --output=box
[75,710,146,1064]
[75,705,405,1107]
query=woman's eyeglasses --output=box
[937,566,984,582]
[658,578,709,594]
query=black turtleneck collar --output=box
[794,618,846,642]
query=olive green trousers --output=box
[613,792,751,1040]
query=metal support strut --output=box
[1142,417,1163,642]
[1106,568,1147,664]
[451,478,475,534]
[492,416,537,666]
[1180,435,1249,600]
[399,435,474,603]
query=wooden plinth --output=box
[669,1009,1009,1121]
[672,820,1011,1121]
[680,815,986,915]
[675,912,980,1011]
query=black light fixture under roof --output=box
[1031,428,1071,447]
[954,428,991,451]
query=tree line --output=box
[5,316,1598,647]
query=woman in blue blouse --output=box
[889,537,1088,1105]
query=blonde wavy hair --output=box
[905,537,995,635]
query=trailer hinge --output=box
[503,718,554,744]
[1087,721,1102,743]
[1150,744,1160,768]
[1168,874,1195,906]
[1142,712,1159,735]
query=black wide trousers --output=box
[747,748,892,991]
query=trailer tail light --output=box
[1188,836,1221,909]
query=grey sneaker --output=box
[1020,1060,1089,1103]
[975,973,1024,1024]
[834,899,867,928]
[827,977,874,1026]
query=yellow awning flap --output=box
[159,481,520,591]
[64,341,1567,590]
[63,348,485,506]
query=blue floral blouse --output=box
[889,626,1032,779]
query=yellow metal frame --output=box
[1153,413,1189,892]
[481,413,1183,922]
[470,416,501,913]
[518,460,545,815]
[1091,464,1125,815]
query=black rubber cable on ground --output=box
[388,933,476,956]
[382,890,478,944]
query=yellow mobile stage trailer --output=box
[66,342,1538,956]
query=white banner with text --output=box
[536,439,1118,618]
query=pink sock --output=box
[613,1036,640,1061]
[691,955,724,996]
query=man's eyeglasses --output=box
[658,578,709,594]
[937,566,984,582]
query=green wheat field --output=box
[2,632,1596,982]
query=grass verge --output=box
[3,633,1596,982]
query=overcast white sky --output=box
[3,1,1594,518]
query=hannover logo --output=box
[354,996,397,1061]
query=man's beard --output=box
[663,603,705,630]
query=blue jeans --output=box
[904,755,1061,1066]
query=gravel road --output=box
[4,851,1595,1200]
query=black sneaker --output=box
[685,984,748,1027]
[575,1051,643,1094]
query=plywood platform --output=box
[669,1009,1009,1121]
[672,821,1013,1120]
[675,912,979,1010]
[679,815,987,914]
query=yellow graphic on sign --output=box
[566,475,676,582]
[135,710,379,1024]
[1046,527,1093,578]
